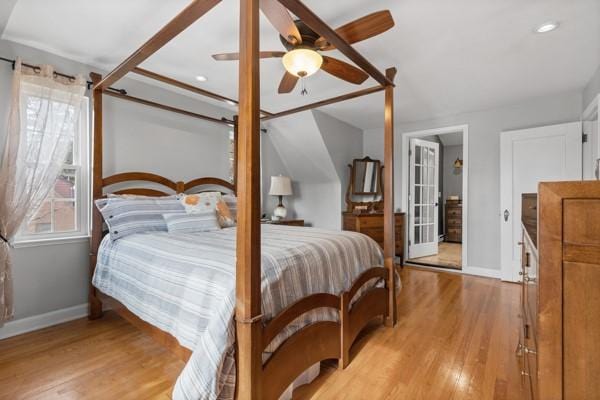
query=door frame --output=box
[401,124,469,273]
[582,94,599,179]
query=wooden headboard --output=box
[101,172,236,197]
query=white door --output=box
[500,122,582,282]
[409,138,439,259]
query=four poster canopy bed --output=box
[88,1,398,399]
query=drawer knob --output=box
[521,370,530,377]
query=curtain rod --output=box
[0,56,127,95]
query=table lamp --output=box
[269,175,292,220]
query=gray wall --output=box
[263,111,363,230]
[313,110,364,216]
[0,39,232,324]
[584,64,600,109]
[442,145,463,203]
[364,89,583,272]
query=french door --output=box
[408,138,439,259]
[500,122,582,282]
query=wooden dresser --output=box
[444,200,462,243]
[518,182,600,400]
[343,212,405,265]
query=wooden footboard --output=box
[261,294,341,400]
[340,267,389,368]
[260,267,390,399]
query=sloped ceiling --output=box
[263,112,338,183]
[3,0,599,129]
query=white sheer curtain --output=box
[0,58,86,324]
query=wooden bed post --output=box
[384,67,397,327]
[235,0,262,399]
[89,72,104,320]
[233,115,238,190]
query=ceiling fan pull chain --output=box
[301,78,308,96]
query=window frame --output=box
[14,94,90,247]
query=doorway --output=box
[402,125,468,271]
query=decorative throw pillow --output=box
[216,199,236,228]
[95,197,185,241]
[163,212,221,234]
[222,194,237,220]
[180,192,222,214]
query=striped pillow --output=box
[96,197,185,241]
[163,212,221,234]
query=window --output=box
[228,130,235,183]
[16,87,90,244]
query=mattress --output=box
[92,224,386,400]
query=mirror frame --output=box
[352,157,381,195]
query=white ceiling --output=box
[2,0,599,129]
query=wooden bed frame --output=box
[88,1,397,399]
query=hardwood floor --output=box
[0,267,523,400]
[407,242,463,270]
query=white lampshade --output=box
[269,176,292,196]
[282,48,323,78]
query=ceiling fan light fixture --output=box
[282,48,323,78]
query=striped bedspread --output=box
[92,225,388,400]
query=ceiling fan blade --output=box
[321,56,368,84]
[278,72,299,93]
[316,10,394,51]
[212,51,285,61]
[260,0,302,45]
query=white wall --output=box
[584,64,600,109]
[0,39,232,329]
[364,89,583,272]
[263,111,363,230]
[313,110,364,215]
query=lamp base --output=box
[273,205,287,220]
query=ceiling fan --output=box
[212,0,395,94]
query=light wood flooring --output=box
[408,242,463,270]
[0,267,523,400]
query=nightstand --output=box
[264,219,305,227]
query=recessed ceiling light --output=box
[195,75,207,82]
[535,21,559,33]
[225,100,236,106]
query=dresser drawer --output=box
[446,217,461,227]
[523,231,538,335]
[446,207,462,218]
[446,228,462,242]
[355,216,384,228]
[360,228,383,243]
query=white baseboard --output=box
[0,303,88,340]
[406,263,501,279]
[462,266,501,279]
